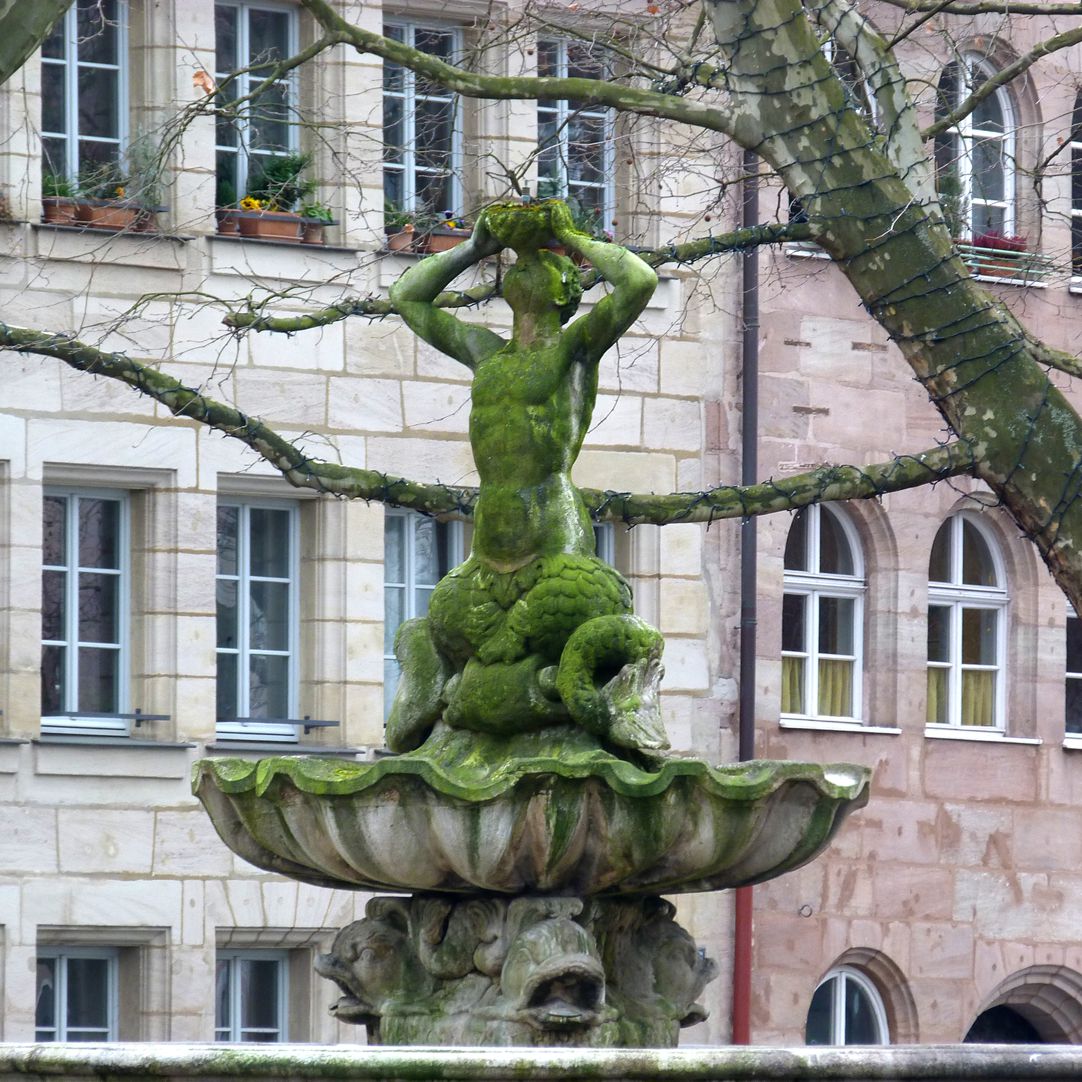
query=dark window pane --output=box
[843,976,881,1044]
[217,652,238,719]
[385,586,404,654]
[42,64,67,135]
[42,137,69,178]
[215,960,231,1033]
[78,646,119,711]
[217,580,238,649]
[383,167,404,209]
[972,87,1005,133]
[42,15,66,60]
[249,83,290,152]
[413,518,447,585]
[784,509,809,571]
[78,572,118,643]
[41,645,66,714]
[971,139,1005,204]
[240,959,280,1031]
[215,4,238,74]
[782,593,806,653]
[249,509,290,578]
[414,99,454,170]
[819,596,854,655]
[65,957,110,1030]
[415,28,453,61]
[44,495,67,566]
[1068,616,1082,674]
[78,498,119,569]
[77,66,119,140]
[248,9,290,70]
[567,44,605,81]
[819,509,854,575]
[1067,676,1082,734]
[43,570,67,642]
[805,979,833,1045]
[76,0,118,66]
[962,520,997,586]
[383,96,404,160]
[35,958,57,1031]
[537,40,558,77]
[249,654,288,717]
[962,607,997,666]
[928,604,950,663]
[929,521,951,582]
[249,581,289,651]
[415,171,452,219]
[217,505,239,576]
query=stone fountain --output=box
[194,200,869,1048]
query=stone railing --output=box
[0,1044,1080,1081]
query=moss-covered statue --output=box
[387,201,667,756]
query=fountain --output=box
[194,200,869,1048]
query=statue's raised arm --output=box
[549,201,658,366]
[389,218,506,370]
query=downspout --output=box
[731,147,759,1046]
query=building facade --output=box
[0,0,1081,1050]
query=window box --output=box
[956,238,1049,283]
[423,226,470,253]
[41,197,79,225]
[235,209,304,243]
[73,199,162,233]
[386,224,418,252]
[215,207,241,235]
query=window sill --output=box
[924,725,1039,745]
[33,222,191,242]
[34,735,195,749]
[209,232,356,255]
[785,242,831,261]
[1061,734,1082,749]
[780,717,901,735]
[203,741,363,757]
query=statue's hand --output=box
[471,209,504,258]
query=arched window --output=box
[935,57,1017,242]
[782,505,864,720]
[927,514,1007,729]
[806,967,889,1045]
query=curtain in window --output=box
[781,656,804,714]
[817,659,852,717]
[962,670,995,727]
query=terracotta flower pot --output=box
[236,209,304,243]
[386,225,417,251]
[302,218,334,245]
[215,208,241,235]
[424,227,470,253]
[41,197,79,225]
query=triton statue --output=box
[387,200,667,756]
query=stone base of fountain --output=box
[315,892,715,1047]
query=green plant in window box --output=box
[236,152,315,243]
[41,171,78,225]
[72,159,164,232]
[215,176,240,235]
[300,200,335,246]
[384,199,436,252]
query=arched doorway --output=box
[965,1005,1048,1043]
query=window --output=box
[536,39,615,225]
[41,0,127,182]
[215,950,288,1042]
[216,500,299,741]
[41,490,129,734]
[781,505,864,720]
[806,967,889,1045]
[1071,93,1082,274]
[383,22,461,220]
[214,3,298,204]
[384,510,461,717]
[593,521,615,565]
[1067,611,1082,734]
[36,948,118,1042]
[927,513,1007,729]
[935,57,1016,240]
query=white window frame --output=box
[939,55,1017,240]
[1071,93,1082,277]
[1066,609,1082,736]
[384,509,463,718]
[40,0,129,181]
[215,498,300,743]
[806,966,889,1046]
[215,949,289,1042]
[382,20,462,218]
[781,505,865,722]
[41,488,131,736]
[926,513,1008,731]
[36,947,119,1042]
[536,38,616,224]
[214,1,300,200]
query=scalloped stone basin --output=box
[194,728,869,896]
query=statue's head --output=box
[485,200,563,253]
[503,249,583,325]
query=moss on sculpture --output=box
[387,201,663,757]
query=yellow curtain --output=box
[962,670,995,727]
[926,668,947,724]
[782,657,804,714]
[817,659,852,717]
